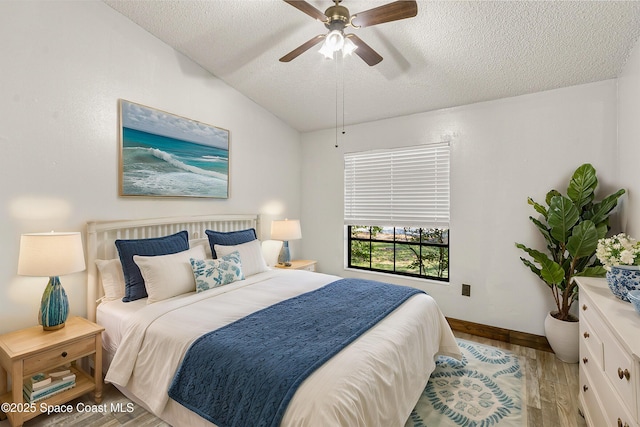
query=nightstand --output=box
[275,259,317,272]
[0,316,104,427]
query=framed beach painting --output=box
[119,99,229,198]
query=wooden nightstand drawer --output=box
[23,336,95,377]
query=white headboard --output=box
[85,214,260,321]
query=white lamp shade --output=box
[18,232,86,277]
[342,36,357,56]
[271,219,302,241]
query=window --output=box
[344,143,450,281]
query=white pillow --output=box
[95,259,125,302]
[261,240,283,267]
[214,239,268,277]
[134,245,206,304]
[189,237,213,259]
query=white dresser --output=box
[576,277,640,427]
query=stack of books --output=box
[23,368,76,402]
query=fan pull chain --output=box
[342,53,346,139]
[334,52,346,148]
[335,51,339,148]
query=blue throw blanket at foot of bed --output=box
[168,278,424,427]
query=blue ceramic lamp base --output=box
[39,276,69,331]
[278,241,292,267]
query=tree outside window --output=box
[348,225,449,281]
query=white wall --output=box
[301,80,618,336]
[618,38,640,236]
[0,1,301,334]
[2,1,634,339]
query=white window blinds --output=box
[344,143,450,228]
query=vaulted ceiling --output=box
[104,1,640,132]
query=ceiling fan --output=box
[280,0,418,66]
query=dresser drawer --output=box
[579,333,601,384]
[602,328,636,418]
[601,378,636,427]
[23,335,96,376]
[582,359,637,427]
[579,310,603,369]
[580,364,608,427]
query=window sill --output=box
[342,267,450,286]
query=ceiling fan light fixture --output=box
[319,30,344,58]
[282,0,418,66]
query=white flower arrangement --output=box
[596,233,640,270]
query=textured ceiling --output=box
[104,0,640,132]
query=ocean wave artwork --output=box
[119,100,229,198]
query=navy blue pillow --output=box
[115,230,189,302]
[205,228,257,258]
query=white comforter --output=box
[104,269,460,427]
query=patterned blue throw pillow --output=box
[190,251,245,292]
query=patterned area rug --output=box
[406,339,524,427]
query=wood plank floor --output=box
[1,331,587,427]
[454,331,587,427]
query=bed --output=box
[86,214,460,427]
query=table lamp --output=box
[18,231,86,330]
[271,219,302,267]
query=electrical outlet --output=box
[462,283,471,297]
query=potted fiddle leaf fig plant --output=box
[515,163,625,362]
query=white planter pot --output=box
[544,312,579,363]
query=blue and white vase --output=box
[606,265,640,302]
[39,276,69,330]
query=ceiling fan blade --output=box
[351,1,418,28]
[345,34,383,66]
[279,34,326,62]
[283,0,327,22]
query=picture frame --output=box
[119,99,229,198]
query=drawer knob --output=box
[583,385,588,392]
[583,331,590,339]
[582,357,588,364]
[61,351,68,358]
[617,368,630,381]
[582,304,587,311]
